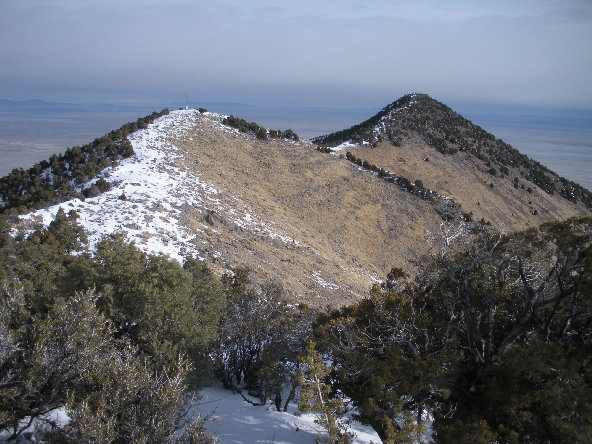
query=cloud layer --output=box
[1,0,591,108]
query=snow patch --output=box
[332,140,359,151]
[0,408,70,441]
[190,387,382,444]
[20,111,211,263]
[311,272,340,291]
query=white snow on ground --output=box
[190,387,382,444]
[1,388,382,443]
[18,110,296,264]
[20,110,208,262]
[332,140,359,151]
[311,271,340,291]
[0,408,70,442]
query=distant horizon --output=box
[3,93,592,115]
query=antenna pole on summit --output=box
[185,93,188,110]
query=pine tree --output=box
[296,341,353,444]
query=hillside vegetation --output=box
[314,93,592,209]
[1,209,589,442]
[313,216,592,443]
[222,114,299,141]
[0,109,169,214]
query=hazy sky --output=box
[1,0,591,109]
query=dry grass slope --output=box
[165,103,589,307]
[346,134,589,232]
[168,113,446,307]
[316,93,590,233]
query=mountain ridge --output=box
[312,93,590,232]
[314,93,592,207]
[8,94,591,307]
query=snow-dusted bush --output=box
[211,271,314,410]
[0,287,215,442]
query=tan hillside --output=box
[314,93,590,232]
[345,134,588,231]
[166,113,446,308]
[153,96,589,307]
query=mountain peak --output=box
[313,94,592,211]
[311,93,447,148]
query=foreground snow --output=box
[1,388,382,443]
[191,387,382,444]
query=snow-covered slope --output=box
[2,387,383,443]
[19,110,295,265]
[191,387,382,444]
[21,110,207,262]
